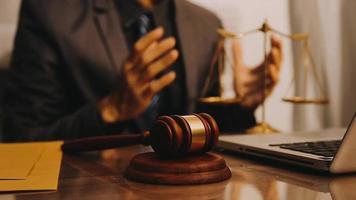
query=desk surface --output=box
[2,145,356,200]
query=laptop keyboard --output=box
[270,140,342,157]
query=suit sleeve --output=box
[196,20,256,133]
[3,1,127,141]
[199,68,257,132]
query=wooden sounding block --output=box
[125,152,231,185]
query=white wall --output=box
[190,0,295,132]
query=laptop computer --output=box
[218,114,356,173]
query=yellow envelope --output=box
[0,143,44,180]
[0,141,63,192]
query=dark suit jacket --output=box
[3,0,255,141]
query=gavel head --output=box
[149,113,219,157]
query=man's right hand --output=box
[98,27,178,123]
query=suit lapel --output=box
[174,0,200,107]
[175,0,221,111]
[93,0,128,73]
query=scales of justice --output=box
[198,20,329,134]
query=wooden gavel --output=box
[61,113,219,156]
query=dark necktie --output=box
[134,14,160,131]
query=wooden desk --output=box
[2,145,356,200]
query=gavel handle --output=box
[61,134,147,153]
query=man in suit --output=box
[3,0,282,141]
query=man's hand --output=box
[98,27,178,123]
[233,36,283,109]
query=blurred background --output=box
[0,0,355,136]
